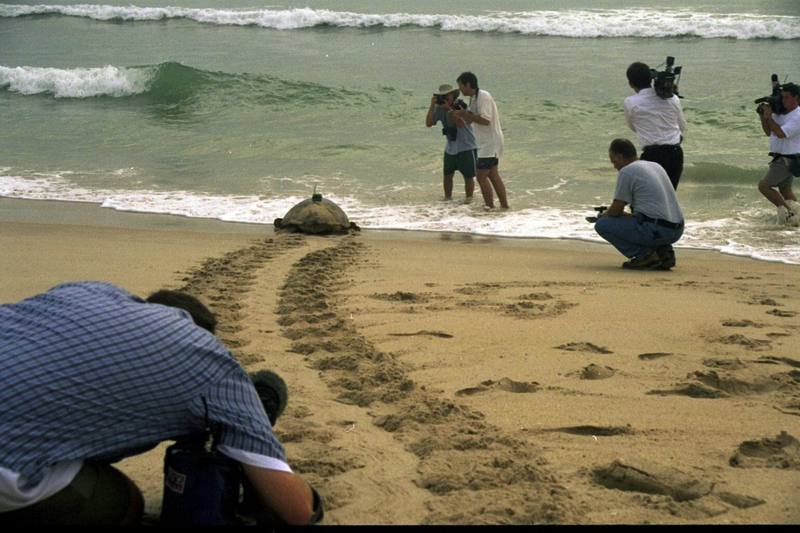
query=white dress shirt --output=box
[624,87,687,147]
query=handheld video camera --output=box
[585,206,608,223]
[650,56,683,99]
[755,74,788,116]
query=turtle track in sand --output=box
[176,235,307,364]
[276,238,576,524]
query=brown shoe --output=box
[622,251,661,270]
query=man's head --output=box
[781,83,800,113]
[250,370,288,427]
[609,138,638,170]
[146,290,217,333]
[457,72,478,97]
[627,62,652,91]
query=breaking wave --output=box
[1,4,798,39]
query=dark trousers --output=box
[642,144,683,190]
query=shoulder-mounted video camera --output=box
[650,56,683,99]
[755,74,788,116]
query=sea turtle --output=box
[274,193,359,235]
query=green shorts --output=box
[443,149,477,179]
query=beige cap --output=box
[433,83,457,95]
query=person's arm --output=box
[602,199,630,218]
[457,109,490,126]
[760,105,786,138]
[242,464,315,525]
[675,98,687,134]
[426,96,438,128]
[448,109,467,128]
[623,100,636,132]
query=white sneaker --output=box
[786,200,800,216]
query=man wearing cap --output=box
[426,83,477,201]
[757,82,800,224]
[0,282,322,525]
[624,62,687,190]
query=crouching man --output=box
[595,138,685,270]
[0,282,320,525]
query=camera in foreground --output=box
[755,74,789,116]
[650,56,683,99]
[586,206,608,223]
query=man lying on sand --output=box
[0,282,321,525]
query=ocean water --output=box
[1,1,799,262]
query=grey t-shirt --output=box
[614,160,684,224]
[434,107,477,156]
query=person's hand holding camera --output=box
[759,102,773,120]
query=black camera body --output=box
[435,94,446,105]
[586,206,608,223]
[650,56,683,99]
[755,74,788,116]
[453,98,467,110]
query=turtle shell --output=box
[274,196,352,234]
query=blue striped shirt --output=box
[0,282,286,487]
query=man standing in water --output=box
[756,82,800,225]
[425,83,477,202]
[624,62,687,190]
[454,72,509,209]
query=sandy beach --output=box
[1,198,798,525]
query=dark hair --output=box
[457,71,478,91]
[626,62,652,90]
[146,290,217,333]
[609,138,637,159]
[249,370,289,426]
[782,83,800,98]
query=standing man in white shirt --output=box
[454,72,509,209]
[624,62,687,190]
[757,82,800,224]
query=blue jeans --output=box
[595,215,683,259]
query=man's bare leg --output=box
[465,176,475,199]
[443,173,454,200]
[488,166,509,208]
[476,169,494,207]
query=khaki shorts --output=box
[763,157,796,188]
[1,462,142,525]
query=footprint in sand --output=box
[638,352,672,361]
[729,431,800,470]
[593,460,713,502]
[550,424,632,436]
[455,377,540,396]
[755,356,800,369]
[388,330,454,339]
[593,460,765,513]
[721,319,763,328]
[647,383,728,399]
[702,358,747,371]
[713,334,771,351]
[556,342,613,354]
[767,308,797,317]
[371,291,429,303]
[577,364,617,380]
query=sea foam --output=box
[1,5,798,39]
[0,65,153,98]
